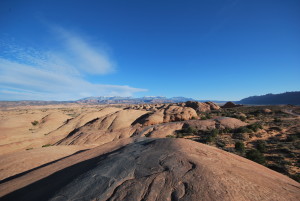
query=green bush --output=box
[239,116,247,122]
[235,141,245,153]
[180,126,197,135]
[235,126,252,133]
[286,134,298,142]
[221,128,233,133]
[42,144,52,147]
[206,114,212,119]
[246,149,265,164]
[31,120,39,126]
[274,117,281,122]
[210,129,219,137]
[205,135,215,143]
[247,122,263,132]
[290,174,300,183]
[203,129,220,143]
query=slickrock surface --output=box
[1,138,299,201]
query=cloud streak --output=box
[0,27,147,100]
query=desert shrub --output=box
[256,140,267,153]
[166,135,175,138]
[235,141,245,153]
[220,128,233,134]
[239,116,247,122]
[42,144,52,147]
[267,164,287,174]
[205,135,215,143]
[205,114,212,119]
[232,133,249,141]
[216,140,226,148]
[180,126,197,135]
[176,133,183,138]
[246,149,265,164]
[210,129,219,137]
[203,129,220,143]
[31,120,39,126]
[235,126,253,133]
[187,126,197,134]
[290,174,300,183]
[274,117,281,122]
[294,141,300,149]
[286,134,298,142]
[201,116,207,120]
[247,122,263,132]
[175,125,197,138]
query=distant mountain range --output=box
[238,91,300,105]
[76,96,195,104]
[1,91,299,107]
[0,96,227,107]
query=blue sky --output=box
[0,0,299,101]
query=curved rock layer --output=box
[1,138,299,201]
[133,106,198,126]
[56,109,148,146]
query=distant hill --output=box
[238,91,300,105]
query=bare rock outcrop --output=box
[134,106,198,126]
[163,106,198,122]
[185,101,212,113]
[205,101,221,110]
[56,109,148,146]
[142,117,248,138]
[183,119,216,131]
[222,101,243,108]
[183,117,247,131]
[216,117,247,129]
[1,138,299,201]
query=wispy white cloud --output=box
[0,27,147,100]
[51,26,115,74]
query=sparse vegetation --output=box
[274,117,281,123]
[256,140,266,153]
[235,126,252,133]
[31,120,39,126]
[246,149,265,165]
[42,144,52,147]
[176,125,197,137]
[247,122,263,132]
[235,141,245,153]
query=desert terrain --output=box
[0,101,299,200]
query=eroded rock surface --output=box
[1,138,299,201]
